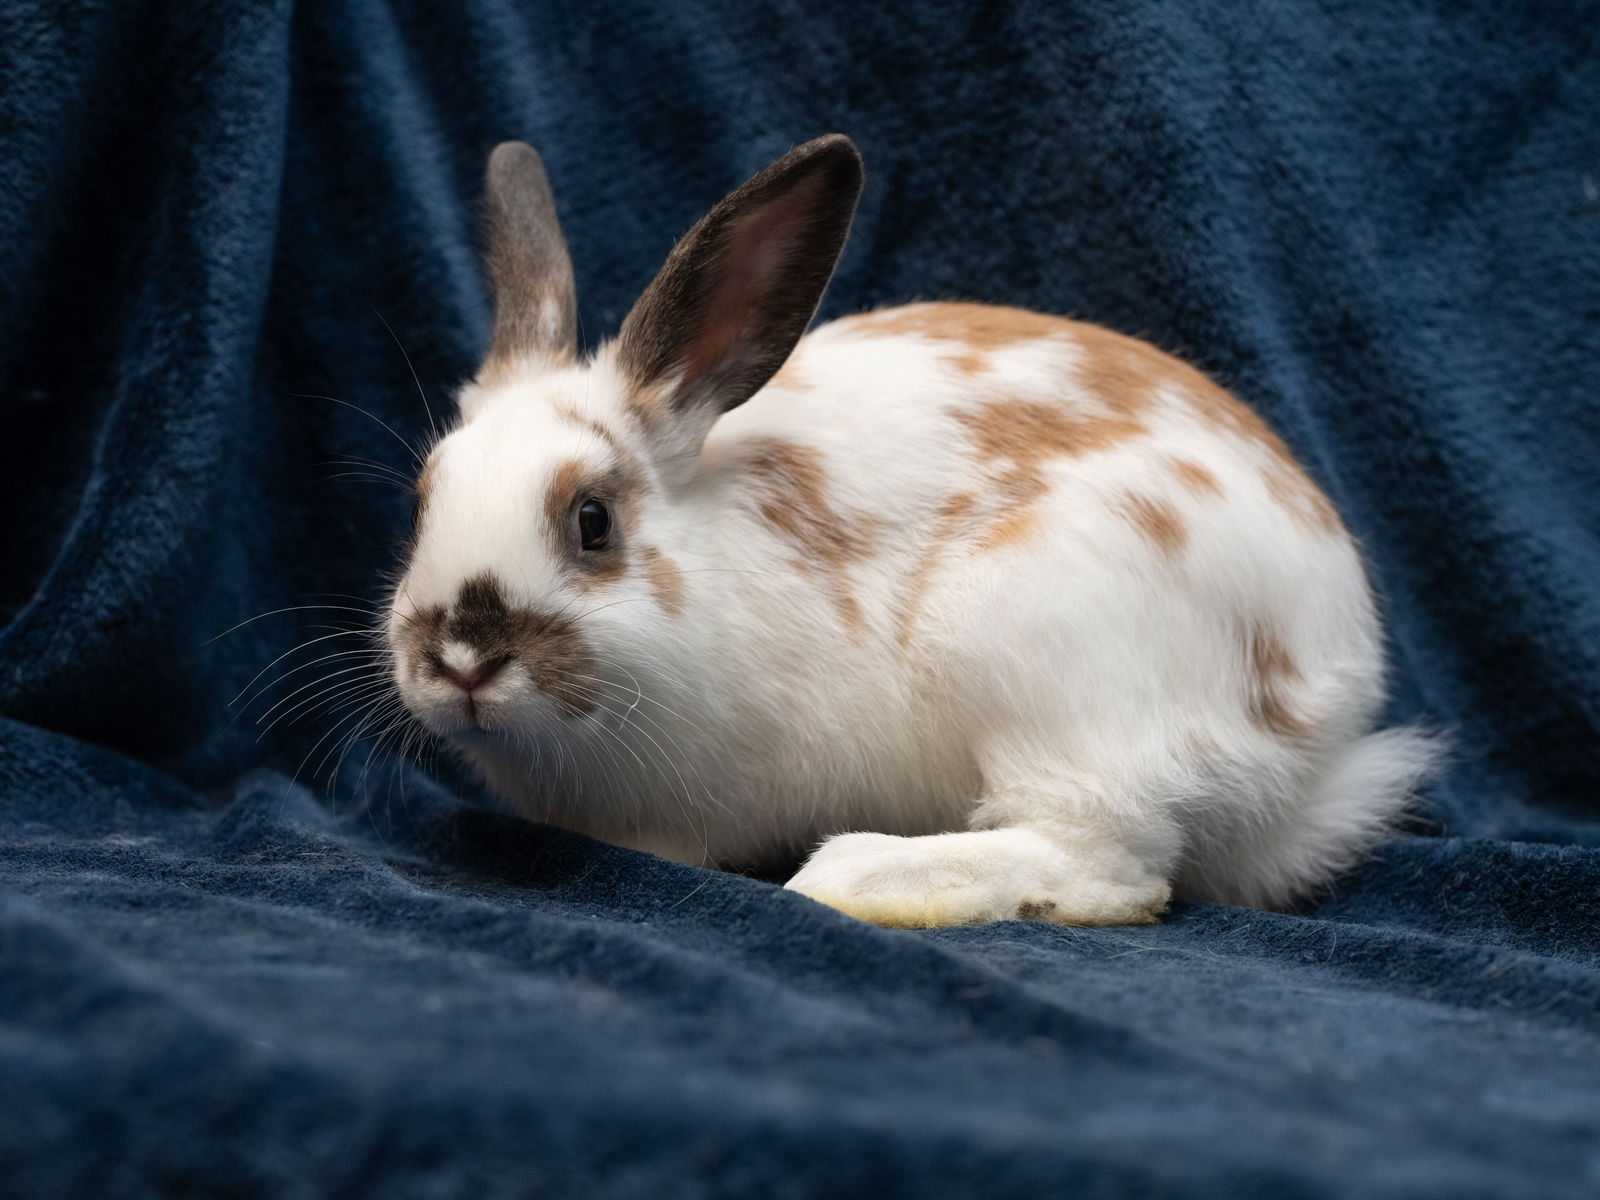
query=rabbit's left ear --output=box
[481,141,578,375]
[615,135,862,450]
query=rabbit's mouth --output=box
[392,642,586,741]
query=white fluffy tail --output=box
[1182,724,1446,909]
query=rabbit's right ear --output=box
[614,135,862,466]
[480,141,578,379]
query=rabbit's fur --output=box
[385,135,1437,927]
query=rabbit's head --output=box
[387,136,862,742]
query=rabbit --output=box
[384,133,1438,928]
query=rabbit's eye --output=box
[577,498,612,551]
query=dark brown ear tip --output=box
[801,132,860,157]
[792,133,864,182]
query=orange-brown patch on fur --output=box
[543,459,588,539]
[838,302,1073,377]
[951,397,1146,466]
[1068,323,1192,412]
[1263,463,1342,535]
[1116,491,1188,558]
[896,490,977,647]
[638,545,686,616]
[893,383,1145,649]
[843,302,1072,350]
[843,310,1192,409]
[1075,322,1343,539]
[1166,456,1223,499]
[543,458,636,586]
[413,454,440,526]
[970,469,1050,552]
[1180,377,1343,536]
[744,438,872,636]
[1244,620,1311,737]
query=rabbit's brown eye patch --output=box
[577,499,612,551]
[545,458,636,583]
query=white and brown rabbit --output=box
[385,135,1436,928]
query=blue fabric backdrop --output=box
[2,1,1597,1195]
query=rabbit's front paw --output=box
[784,829,1168,929]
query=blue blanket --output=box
[2,2,1597,1195]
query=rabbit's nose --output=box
[437,655,507,694]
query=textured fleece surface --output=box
[1,1,1597,1196]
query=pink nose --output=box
[438,659,504,694]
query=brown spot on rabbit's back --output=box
[1167,457,1223,499]
[970,469,1050,552]
[951,398,1146,467]
[1244,620,1311,737]
[837,303,1074,376]
[1263,463,1343,535]
[1115,491,1188,557]
[896,490,978,647]
[841,302,1069,349]
[743,438,872,635]
[1181,376,1344,537]
[1066,322,1345,539]
[1068,323,1195,412]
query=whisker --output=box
[319,472,415,489]
[288,392,425,468]
[205,604,385,645]
[253,661,392,728]
[233,640,390,710]
[355,708,419,802]
[366,298,441,445]
[257,676,394,740]
[585,653,735,825]
[559,668,727,850]
[287,700,397,796]
[313,695,407,786]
